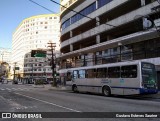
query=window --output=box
[108,67,120,78]
[62,19,70,30]
[121,65,137,78]
[62,2,96,30]
[73,70,78,79]
[97,68,107,78]
[87,69,96,78]
[71,2,96,24]
[79,70,85,79]
[98,0,112,8]
[67,72,72,81]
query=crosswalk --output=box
[0,88,31,91]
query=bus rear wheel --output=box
[73,85,78,93]
[102,86,111,97]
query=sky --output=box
[0,0,60,49]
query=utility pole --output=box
[32,63,33,84]
[13,62,17,84]
[48,42,56,86]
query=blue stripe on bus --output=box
[111,86,140,90]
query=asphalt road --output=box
[0,82,160,121]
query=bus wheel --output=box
[73,85,78,93]
[102,86,111,97]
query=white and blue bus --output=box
[61,61,158,96]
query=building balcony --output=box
[61,1,159,49]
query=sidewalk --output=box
[43,84,67,91]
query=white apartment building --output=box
[0,48,11,64]
[59,0,160,88]
[11,14,60,79]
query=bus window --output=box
[73,70,78,79]
[87,69,96,78]
[79,70,85,79]
[121,65,137,78]
[97,68,107,78]
[108,67,120,78]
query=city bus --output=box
[61,61,158,96]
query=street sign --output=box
[31,50,46,57]
[35,53,46,57]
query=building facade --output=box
[60,0,78,13]
[11,14,60,79]
[23,50,60,83]
[0,48,11,64]
[59,0,160,87]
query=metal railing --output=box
[60,48,160,69]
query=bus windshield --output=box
[141,62,157,89]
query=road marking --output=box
[0,88,5,90]
[18,88,24,90]
[6,88,11,90]
[15,92,81,112]
[12,88,17,90]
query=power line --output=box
[50,0,116,28]
[28,0,56,13]
[28,0,112,35]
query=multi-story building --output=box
[0,48,11,64]
[11,14,60,79]
[23,50,60,83]
[59,0,160,87]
